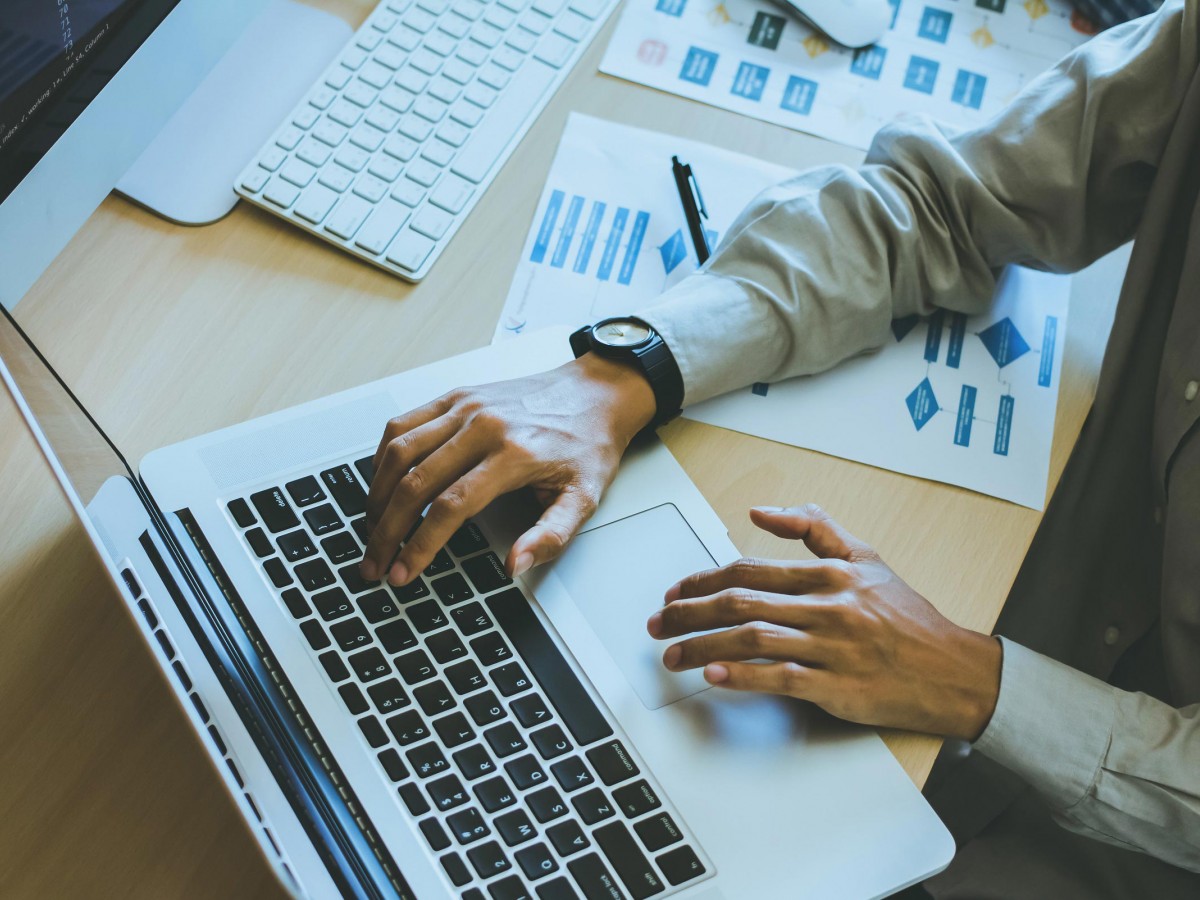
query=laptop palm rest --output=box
[551,502,717,710]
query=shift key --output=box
[320,465,367,517]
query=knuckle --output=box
[743,622,776,654]
[780,662,808,692]
[729,557,760,580]
[799,502,826,520]
[430,487,467,519]
[398,468,427,498]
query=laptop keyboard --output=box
[226,455,710,899]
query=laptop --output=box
[0,311,953,899]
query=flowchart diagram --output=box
[601,0,1093,149]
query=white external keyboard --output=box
[235,0,618,281]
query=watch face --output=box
[594,319,651,348]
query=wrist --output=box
[949,629,1003,742]
[570,352,657,443]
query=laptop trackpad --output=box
[551,503,717,710]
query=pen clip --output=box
[688,169,708,220]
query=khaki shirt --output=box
[641,1,1200,893]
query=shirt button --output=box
[1103,626,1121,646]
[1186,380,1199,402]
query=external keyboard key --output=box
[368,677,410,713]
[611,780,660,818]
[320,465,367,516]
[330,616,372,652]
[400,781,431,816]
[467,841,511,879]
[465,690,506,726]
[240,167,270,193]
[279,158,316,188]
[385,228,435,271]
[534,33,575,69]
[260,147,286,169]
[328,98,363,128]
[634,814,682,853]
[567,853,621,900]
[475,775,516,812]
[280,587,310,619]
[275,124,304,149]
[470,630,513,665]
[228,498,256,528]
[377,618,419,653]
[300,619,330,650]
[414,680,456,716]
[295,558,336,592]
[572,788,614,825]
[568,0,607,17]
[495,809,537,847]
[441,852,472,887]
[263,558,293,588]
[427,773,470,811]
[313,587,354,621]
[422,139,456,168]
[492,662,532,697]
[352,174,389,204]
[395,649,437,684]
[387,709,430,745]
[450,602,492,636]
[277,530,316,562]
[547,820,590,857]
[656,846,705,886]
[251,488,299,533]
[527,786,568,824]
[586,741,639,786]
[318,165,354,194]
[427,629,468,664]
[412,206,454,240]
[353,200,410,255]
[447,807,490,845]
[324,196,371,239]
[517,843,559,880]
[358,715,389,748]
[432,711,475,747]
[593,822,664,899]
[454,742,498,780]
[531,725,572,760]
[462,552,512,594]
[407,741,451,778]
[247,527,273,558]
[339,682,370,715]
[359,589,399,623]
[505,754,548,790]
[349,123,386,153]
[406,158,441,187]
[485,721,527,758]
[421,817,452,851]
[554,11,590,41]
[348,647,391,682]
[452,58,556,184]
[488,588,612,745]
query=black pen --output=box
[671,155,711,265]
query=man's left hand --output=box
[647,504,1002,741]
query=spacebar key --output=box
[450,59,557,184]
[487,588,613,745]
[594,823,665,899]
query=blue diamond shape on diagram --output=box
[977,317,1031,368]
[906,377,939,431]
[659,229,688,275]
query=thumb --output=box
[749,503,876,562]
[507,485,599,576]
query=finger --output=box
[648,589,819,638]
[393,461,515,584]
[749,504,877,562]
[371,394,454,474]
[662,623,828,672]
[362,433,484,583]
[366,414,460,529]
[664,556,852,603]
[703,660,823,700]
[505,484,599,577]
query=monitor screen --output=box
[0,0,183,204]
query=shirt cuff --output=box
[639,272,790,407]
[973,637,1117,812]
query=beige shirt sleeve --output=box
[641,0,1197,405]
[974,639,1200,871]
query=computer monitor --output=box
[0,0,270,309]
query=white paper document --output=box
[493,113,794,341]
[687,266,1070,509]
[600,0,1091,150]
[500,114,1070,509]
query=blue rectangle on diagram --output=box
[1038,316,1058,386]
[618,211,650,285]
[946,312,967,368]
[924,309,945,362]
[780,75,818,115]
[531,190,564,264]
[918,6,952,42]
[680,46,719,86]
[550,195,584,268]
[954,385,976,446]
[851,45,886,79]
[573,201,606,274]
[904,55,940,94]
[951,69,986,109]
[731,61,770,101]
[597,207,629,281]
[994,395,1015,456]
[656,0,686,15]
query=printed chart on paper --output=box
[600,0,1094,150]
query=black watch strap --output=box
[570,318,684,429]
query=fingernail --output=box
[705,663,729,684]
[646,611,663,637]
[752,506,785,514]
[662,645,681,669]
[512,552,534,577]
[361,560,379,581]
[387,562,407,586]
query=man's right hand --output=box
[361,352,657,586]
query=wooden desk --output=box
[0,1,1125,895]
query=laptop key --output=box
[313,587,354,621]
[377,619,418,653]
[466,840,510,877]
[420,817,451,851]
[432,571,474,604]
[407,741,450,778]
[228,498,256,528]
[367,678,410,713]
[427,629,467,664]
[387,709,429,745]
[593,822,664,899]
[330,617,372,652]
[612,780,660,818]
[304,503,343,535]
[586,741,639,786]
[531,724,571,761]
[446,659,487,694]
[495,809,537,847]
[400,781,430,816]
[359,589,400,623]
[280,588,310,619]
[392,576,431,603]
[319,651,351,682]
[300,619,330,650]
[506,754,548,790]
[278,530,316,562]
[432,711,475,747]
[339,683,369,715]
[550,757,594,793]
[527,786,568,823]
[462,552,513,594]
[534,876,577,899]
[566,853,622,900]
[485,722,527,758]
[492,662,532,697]
[358,715,389,748]
[246,527,273,558]
[263,558,293,588]
[349,647,390,683]
[354,456,375,486]
[475,775,516,812]
[451,601,493,636]
[339,562,380,594]
[470,631,513,666]
[453,742,498,780]
[546,820,590,857]
[320,465,368,517]
[447,807,490,845]
[378,747,409,781]
[322,531,361,564]
[448,520,489,556]
[466,690,506,727]
[511,694,551,729]
[428,773,470,811]
[351,516,371,544]
[571,788,614,826]
[408,599,448,633]
[285,475,326,507]
[516,842,559,880]
[295,559,336,591]
[488,588,613,746]
[656,845,705,886]
[250,488,299,533]
[634,814,682,853]
[441,851,472,887]
[425,548,456,576]
[395,649,437,684]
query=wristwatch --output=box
[570,317,684,429]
